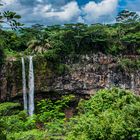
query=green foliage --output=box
[44,49,60,62]
[36,95,75,136]
[36,95,75,123]
[0,102,37,138]
[0,4,23,64]
[27,22,140,56]
[66,88,140,140]
[0,102,20,116]
[1,20,140,61]
[0,111,37,138]
[7,129,47,140]
[0,102,20,139]
[1,114,27,133]
[1,89,140,140]
[55,64,69,75]
[0,10,23,29]
[0,10,139,65]
[117,58,140,71]
[0,118,6,139]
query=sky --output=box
[1,0,140,26]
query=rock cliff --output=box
[0,54,140,101]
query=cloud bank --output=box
[82,0,118,23]
[0,0,139,25]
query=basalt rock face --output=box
[0,59,22,101]
[0,54,140,101]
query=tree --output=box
[116,10,140,23]
[0,3,23,29]
[27,38,51,54]
[0,3,23,67]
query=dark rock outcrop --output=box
[0,54,140,102]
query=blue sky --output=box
[1,0,140,25]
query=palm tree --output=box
[27,38,51,54]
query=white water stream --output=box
[22,56,35,116]
[28,56,35,116]
[21,57,28,111]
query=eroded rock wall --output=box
[0,54,140,101]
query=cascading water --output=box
[21,57,28,111]
[28,56,35,116]
[22,56,35,116]
[131,74,135,90]
[106,71,111,88]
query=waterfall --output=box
[28,56,35,116]
[106,72,111,88]
[131,74,135,90]
[21,56,35,116]
[21,57,28,111]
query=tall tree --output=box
[0,2,23,66]
[0,2,23,29]
[116,10,140,23]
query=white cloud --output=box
[34,4,52,14]
[82,0,119,23]
[1,0,17,5]
[77,16,85,23]
[33,1,81,22]
[137,11,140,16]
[0,0,120,25]
[33,0,119,24]
[36,0,43,3]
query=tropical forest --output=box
[0,0,140,140]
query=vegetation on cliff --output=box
[0,9,139,75]
[0,3,23,66]
[1,23,140,55]
[0,20,140,75]
[0,10,140,64]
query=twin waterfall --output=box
[21,58,28,111]
[28,56,35,116]
[22,56,34,116]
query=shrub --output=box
[35,95,75,137]
[66,88,140,140]
[0,111,36,136]
[0,102,20,116]
[7,129,47,140]
[117,58,140,71]
[36,95,75,123]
